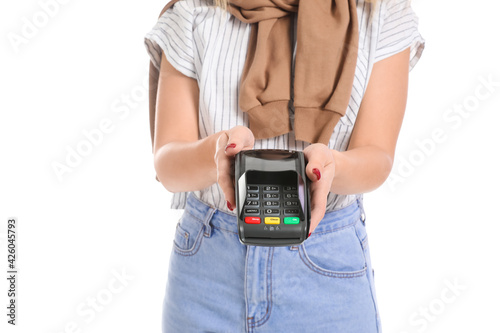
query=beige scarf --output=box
[148,0,359,151]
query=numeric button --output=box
[263,186,279,192]
[264,209,279,215]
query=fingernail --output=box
[312,168,321,181]
[225,143,236,152]
[227,200,233,211]
[308,233,312,238]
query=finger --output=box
[215,133,236,210]
[216,152,236,210]
[303,144,334,184]
[224,125,255,156]
[308,181,328,234]
[215,132,230,155]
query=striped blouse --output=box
[144,0,425,213]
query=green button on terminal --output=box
[284,217,300,224]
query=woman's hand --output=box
[302,143,336,235]
[214,125,255,211]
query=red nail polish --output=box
[225,143,236,152]
[312,168,321,181]
[308,233,312,238]
[227,201,233,211]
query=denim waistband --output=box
[183,192,364,236]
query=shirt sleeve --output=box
[144,0,197,79]
[374,0,425,71]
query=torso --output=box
[170,0,379,211]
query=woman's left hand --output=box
[302,143,336,235]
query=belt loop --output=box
[357,194,366,223]
[203,206,216,238]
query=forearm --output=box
[330,146,393,195]
[154,131,226,192]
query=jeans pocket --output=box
[299,224,367,278]
[173,211,206,256]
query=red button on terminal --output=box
[245,216,261,224]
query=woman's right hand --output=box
[214,125,255,211]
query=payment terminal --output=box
[234,149,311,246]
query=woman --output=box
[144,0,424,331]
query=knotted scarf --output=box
[227,0,359,144]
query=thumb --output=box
[224,126,255,156]
[306,162,322,183]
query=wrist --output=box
[207,130,229,179]
[329,149,344,192]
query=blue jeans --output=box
[162,192,381,332]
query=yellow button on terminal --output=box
[264,217,280,225]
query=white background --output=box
[1,0,499,332]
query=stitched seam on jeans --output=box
[298,245,367,278]
[354,221,380,330]
[364,266,380,332]
[172,225,205,256]
[184,209,206,225]
[312,219,357,235]
[211,225,238,235]
[174,224,189,249]
[250,247,274,328]
[362,237,368,249]
[354,221,369,250]
[245,247,251,333]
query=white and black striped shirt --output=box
[144,0,425,212]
